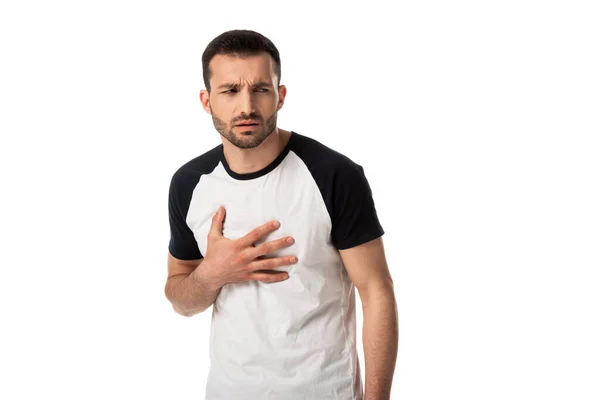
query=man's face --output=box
[200,53,286,149]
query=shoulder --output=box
[170,143,222,187]
[289,131,363,174]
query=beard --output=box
[211,109,278,149]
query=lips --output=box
[235,120,260,126]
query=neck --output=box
[222,128,291,175]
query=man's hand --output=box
[199,205,298,288]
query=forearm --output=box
[165,262,222,316]
[362,285,398,400]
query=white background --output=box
[1,0,599,399]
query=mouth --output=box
[235,121,261,130]
[235,120,261,127]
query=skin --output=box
[339,237,398,400]
[165,206,297,316]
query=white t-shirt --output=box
[168,131,384,400]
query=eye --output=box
[223,89,237,94]
[256,88,269,92]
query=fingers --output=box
[248,270,290,283]
[248,255,298,271]
[238,219,281,248]
[209,206,225,237]
[246,235,295,260]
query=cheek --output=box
[258,96,279,111]
[210,103,232,121]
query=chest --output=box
[186,159,334,266]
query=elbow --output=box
[164,278,212,317]
[164,290,207,317]
[164,284,198,317]
[167,296,206,317]
[360,281,397,310]
[172,304,202,317]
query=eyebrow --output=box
[217,81,272,90]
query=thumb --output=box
[209,205,225,237]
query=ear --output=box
[277,85,287,111]
[199,89,212,114]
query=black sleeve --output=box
[331,163,385,250]
[167,173,203,260]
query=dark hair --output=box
[202,29,281,93]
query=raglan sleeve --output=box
[331,162,385,250]
[167,173,203,260]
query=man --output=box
[165,29,398,400]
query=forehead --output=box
[209,53,276,86]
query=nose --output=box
[237,87,256,115]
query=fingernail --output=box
[290,256,297,263]
[273,221,280,228]
[287,237,294,244]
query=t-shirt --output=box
[168,131,384,400]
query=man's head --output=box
[199,30,287,149]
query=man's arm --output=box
[339,236,398,400]
[164,252,221,317]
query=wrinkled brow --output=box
[217,81,272,90]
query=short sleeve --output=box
[168,174,203,260]
[331,163,385,250]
